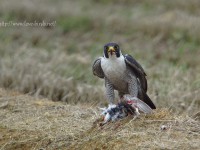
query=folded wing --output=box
[124,54,156,109]
[124,54,147,93]
[92,57,104,78]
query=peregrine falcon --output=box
[92,42,156,109]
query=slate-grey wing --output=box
[124,54,147,93]
[92,57,104,78]
[124,54,156,109]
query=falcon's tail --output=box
[142,92,156,109]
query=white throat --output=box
[101,55,126,79]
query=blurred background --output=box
[0,0,200,113]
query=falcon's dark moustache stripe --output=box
[104,49,109,58]
[116,50,120,58]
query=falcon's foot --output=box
[123,95,153,114]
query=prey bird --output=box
[92,42,156,109]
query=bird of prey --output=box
[92,42,156,109]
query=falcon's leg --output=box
[128,75,138,98]
[105,77,115,104]
[126,75,140,107]
[118,92,125,103]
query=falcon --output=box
[92,42,156,109]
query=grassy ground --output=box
[0,88,199,149]
[0,0,200,149]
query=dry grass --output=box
[0,46,104,104]
[0,0,200,149]
[0,88,98,149]
[69,112,200,150]
[0,88,199,149]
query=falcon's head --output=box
[103,42,121,58]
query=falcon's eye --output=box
[105,46,109,51]
[114,45,119,50]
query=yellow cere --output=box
[108,46,115,52]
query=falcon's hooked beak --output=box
[108,46,115,55]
